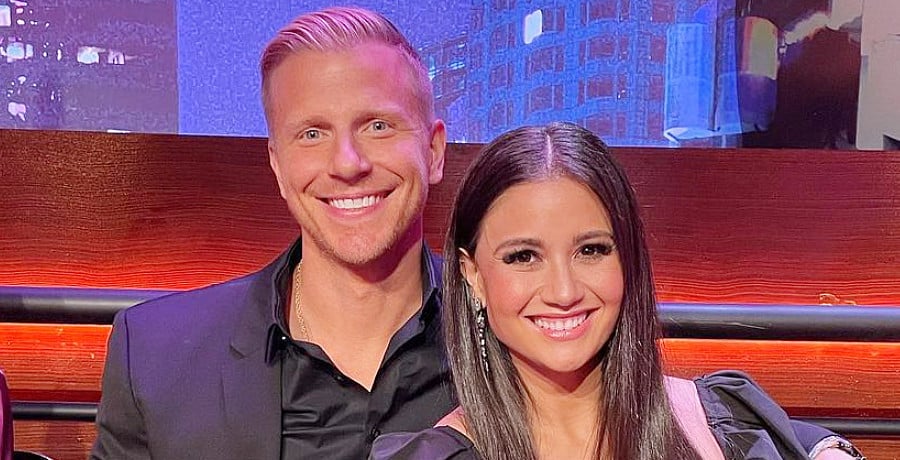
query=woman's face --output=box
[462,176,624,384]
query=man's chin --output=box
[305,217,421,268]
[322,236,392,267]
[330,248,386,267]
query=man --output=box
[92,7,452,459]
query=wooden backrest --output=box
[1,370,12,460]
[1,130,899,459]
[3,131,899,303]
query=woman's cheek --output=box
[483,268,541,313]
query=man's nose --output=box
[329,135,373,181]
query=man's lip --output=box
[319,190,391,201]
[325,194,382,210]
[318,191,388,205]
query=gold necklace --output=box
[292,262,310,341]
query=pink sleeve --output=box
[1,369,13,460]
[665,376,725,460]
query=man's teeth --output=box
[329,195,381,210]
[533,313,587,331]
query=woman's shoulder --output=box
[688,370,817,459]
[670,370,787,419]
[369,425,477,460]
[664,376,726,460]
[690,370,796,424]
[435,406,469,435]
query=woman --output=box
[371,123,864,460]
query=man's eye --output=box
[502,250,536,265]
[579,243,614,257]
[301,129,321,140]
[371,121,388,131]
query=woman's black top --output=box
[369,370,837,460]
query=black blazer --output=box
[91,252,286,460]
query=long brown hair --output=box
[443,122,700,459]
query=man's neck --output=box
[301,241,425,325]
[288,238,427,389]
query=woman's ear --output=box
[458,248,483,301]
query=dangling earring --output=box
[473,297,490,374]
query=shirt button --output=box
[367,427,381,443]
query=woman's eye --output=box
[502,250,536,265]
[580,243,614,257]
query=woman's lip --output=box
[527,310,593,320]
[529,310,594,340]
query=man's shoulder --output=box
[114,265,275,346]
[124,270,261,320]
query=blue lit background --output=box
[3,0,882,148]
[177,0,472,139]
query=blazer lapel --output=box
[222,347,281,460]
[220,259,288,460]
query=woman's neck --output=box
[516,358,605,460]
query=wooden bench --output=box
[1,130,899,459]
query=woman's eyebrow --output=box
[574,230,614,245]
[493,237,542,252]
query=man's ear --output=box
[427,119,447,185]
[268,140,288,200]
[458,248,483,301]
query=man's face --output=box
[266,42,446,267]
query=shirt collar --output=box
[264,240,443,364]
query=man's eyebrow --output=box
[283,115,329,131]
[356,106,408,121]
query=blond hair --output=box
[259,6,434,125]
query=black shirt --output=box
[264,241,455,459]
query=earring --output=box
[473,297,490,374]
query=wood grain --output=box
[661,339,900,417]
[0,131,294,290]
[613,149,900,306]
[0,323,108,402]
[10,421,898,460]
[2,129,899,459]
[13,420,96,460]
[3,323,899,418]
[2,130,899,305]
[848,438,900,460]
